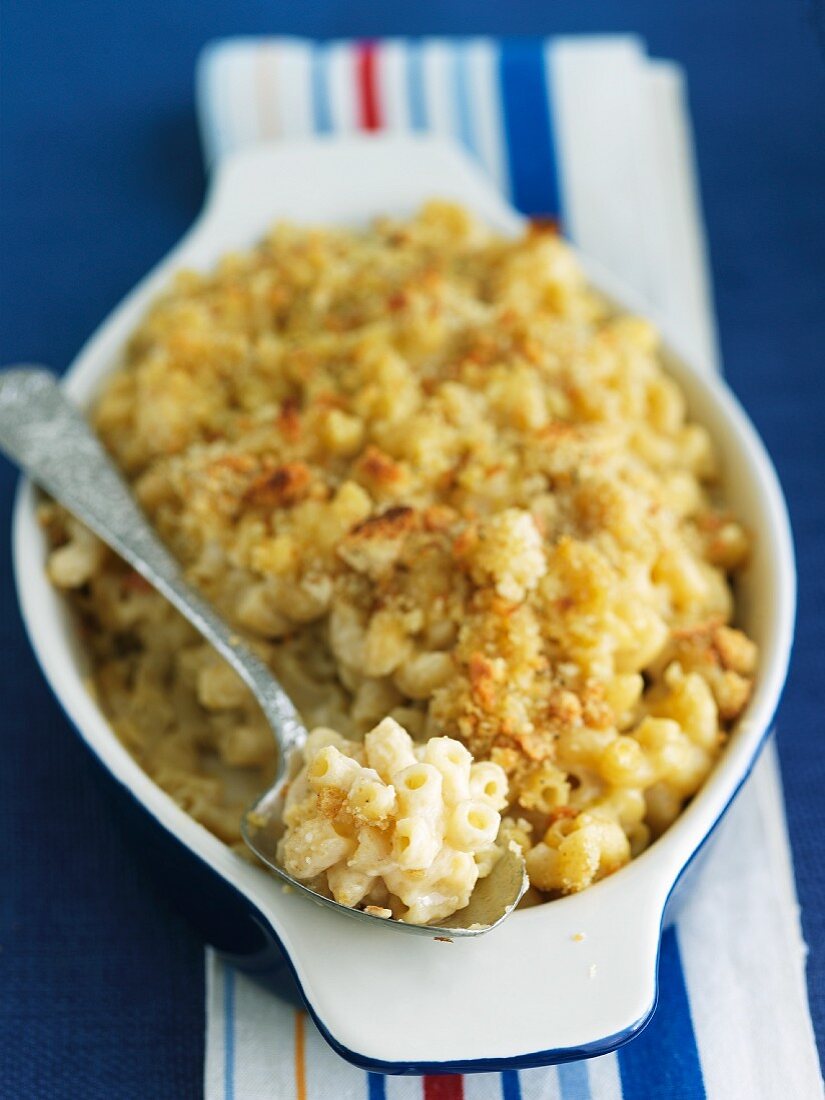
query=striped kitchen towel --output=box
[196,36,823,1100]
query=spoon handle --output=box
[0,367,306,768]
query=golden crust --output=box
[49,202,758,896]
[242,461,313,509]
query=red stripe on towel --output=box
[423,1076,464,1100]
[356,41,382,130]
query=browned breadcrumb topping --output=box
[45,202,757,896]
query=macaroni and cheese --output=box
[276,718,508,923]
[45,202,757,917]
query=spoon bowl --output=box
[0,365,528,938]
[243,774,528,937]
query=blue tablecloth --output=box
[1,3,823,1096]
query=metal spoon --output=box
[0,367,528,937]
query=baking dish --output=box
[11,135,795,1073]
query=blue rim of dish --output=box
[11,485,788,1073]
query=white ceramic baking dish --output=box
[11,135,795,1073]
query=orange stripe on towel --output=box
[294,1010,308,1100]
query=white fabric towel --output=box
[196,36,823,1100]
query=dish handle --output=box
[250,858,677,1070]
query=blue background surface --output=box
[1,2,823,1095]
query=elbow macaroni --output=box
[278,719,509,924]
[44,203,758,907]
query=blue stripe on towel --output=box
[501,1068,522,1100]
[557,1059,591,1099]
[618,926,706,1099]
[367,1072,387,1099]
[452,44,477,158]
[223,965,236,1100]
[406,40,428,130]
[497,39,560,216]
[311,44,332,133]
